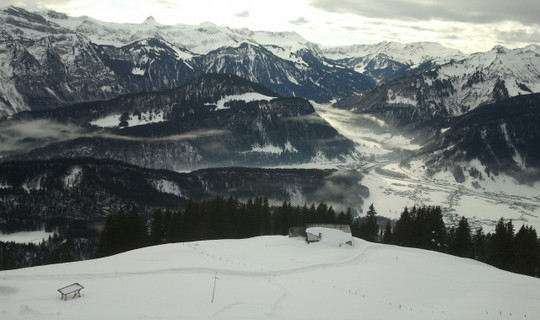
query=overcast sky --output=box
[4,0,539,53]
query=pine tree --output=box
[382,220,393,244]
[424,206,446,251]
[394,207,413,246]
[487,218,515,271]
[472,227,486,261]
[449,216,472,257]
[514,225,539,276]
[95,207,149,258]
[360,204,379,242]
[150,209,166,245]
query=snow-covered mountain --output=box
[332,44,540,182]
[0,6,375,117]
[2,233,539,320]
[322,41,465,83]
[416,93,540,184]
[335,44,540,128]
[45,9,319,58]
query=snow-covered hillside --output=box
[1,233,538,319]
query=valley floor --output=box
[313,103,540,231]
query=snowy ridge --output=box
[322,41,465,76]
[336,44,540,123]
[45,12,318,60]
[429,45,540,115]
[1,236,539,319]
[322,41,464,66]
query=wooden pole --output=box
[211,272,219,303]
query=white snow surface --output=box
[1,235,539,319]
[90,110,165,128]
[0,230,53,244]
[150,179,183,197]
[63,166,82,189]
[209,92,276,110]
[306,227,352,246]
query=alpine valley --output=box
[1,4,540,262]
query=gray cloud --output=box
[496,28,540,45]
[310,0,540,25]
[0,119,229,156]
[1,0,71,10]
[289,17,309,26]
[98,129,230,142]
[235,10,249,18]
[0,119,88,154]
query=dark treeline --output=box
[0,220,99,270]
[3,197,539,279]
[95,196,353,257]
[372,205,540,278]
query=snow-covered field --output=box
[1,230,538,319]
[0,230,53,244]
[313,103,540,231]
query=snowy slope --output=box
[1,234,539,319]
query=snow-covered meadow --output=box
[1,229,539,319]
[0,230,53,244]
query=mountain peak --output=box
[492,45,508,54]
[143,16,158,25]
[44,9,68,20]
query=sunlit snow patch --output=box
[131,67,145,75]
[0,230,54,244]
[90,110,165,128]
[209,92,276,110]
[151,179,183,197]
[251,144,283,154]
[63,166,82,189]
